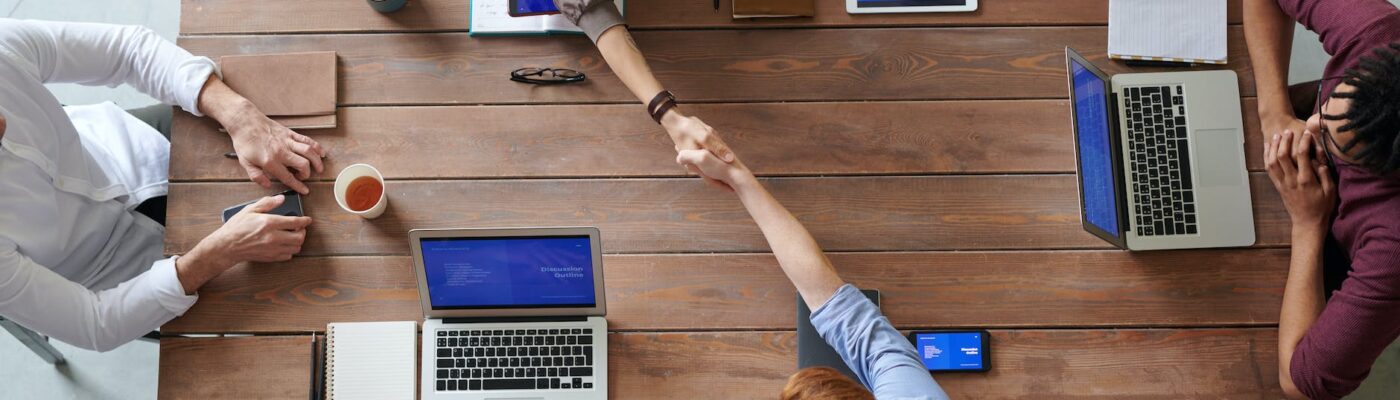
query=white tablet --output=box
[846,0,978,14]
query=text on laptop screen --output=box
[421,236,596,309]
[1070,59,1121,237]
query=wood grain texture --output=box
[158,335,315,400]
[163,175,1289,256]
[170,98,1269,181]
[162,250,1287,334]
[180,0,1244,34]
[175,27,1254,105]
[157,329,1280,399]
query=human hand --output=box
[224,105,327,194]
[199,195,313,264]
[661,111,736,189]
[1263,116,1307,148]
[675,149,754,193]
[1265,130,1336,230]
[198,76,327,194]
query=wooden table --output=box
[160,0,1288,398]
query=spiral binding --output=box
[325,325,337,399]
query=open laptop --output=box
[1065,47,1255,250]
[412,227,608,399]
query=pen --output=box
[714,0,719,11]
[309,333,321,400]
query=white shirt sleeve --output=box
[0,19,217,115]
[0,242,198,352]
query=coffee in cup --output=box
[334,164,388,219]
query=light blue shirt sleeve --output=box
[809,284,949,400]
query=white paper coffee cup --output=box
[334,163,388,219]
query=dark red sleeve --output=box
[1274,0,1400,58]
[1289,225,1400,400]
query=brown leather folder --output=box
[733,0,815,18]
[219,51,337,129]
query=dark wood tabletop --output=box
[161,0,1287,398]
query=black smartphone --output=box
[907,330,991,373]
[508,0,560,17]
[221,190,305,223]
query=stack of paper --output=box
[325,321,417,400]
[1108,0,1227,64]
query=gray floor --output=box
[1,0,1398,399]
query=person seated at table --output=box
[553,0,737,187]
[0,19,323,351]
[1244,0,1400,398]
[674,149,948,400]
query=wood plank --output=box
[170,98,1268,181]
[159,335,314,399]
[163,250,1286,334]
[163,175,1289,256]
[180,0,1245,35]
[175,27,1255,105]
[158,329,1281,399]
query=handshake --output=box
[660,112,754,194]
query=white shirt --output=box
[0,19,217,351]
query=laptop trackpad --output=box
[1193,129,1245,188]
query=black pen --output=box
[309,333,321,400]
[714,0,719,11]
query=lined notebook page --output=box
[326,321,417,400]
[1108,0,1227,63]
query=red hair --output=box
[780,367,875,400]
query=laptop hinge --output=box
[443,315,588,324]
[1109,90,1133,241]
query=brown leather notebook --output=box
[733,0,815,18]
[219,51,337,128]
[271,114,337,130]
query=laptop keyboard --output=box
[1123,85,1199,237]
[434,328,597,392]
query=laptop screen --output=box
[420,235,597,309]
[1069,58,1121,237]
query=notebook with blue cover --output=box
[469,0,625,37]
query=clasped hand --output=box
[661,112,738,190]
[1264,130,1337,229]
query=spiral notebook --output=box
[325,321,417,400]
[1107,0,1227,64]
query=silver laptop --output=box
[1065,47,1255,250]
[412,227,608,399]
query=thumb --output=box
[705,135,735,163]
[1318,164,1335,195]
[676,149,721,170]
[245,194,286,215]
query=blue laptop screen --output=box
[1070,59,1121,237]
[421,236,596,309]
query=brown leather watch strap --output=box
[648,90,677,124]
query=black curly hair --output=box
[1325,42,1400,174]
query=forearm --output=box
[196,75,259,132]
[731,179,846,309]
[1278,223,1328,396]
[1244,0,1297,124]
[174,239,236,295]
[594,26,668,107]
